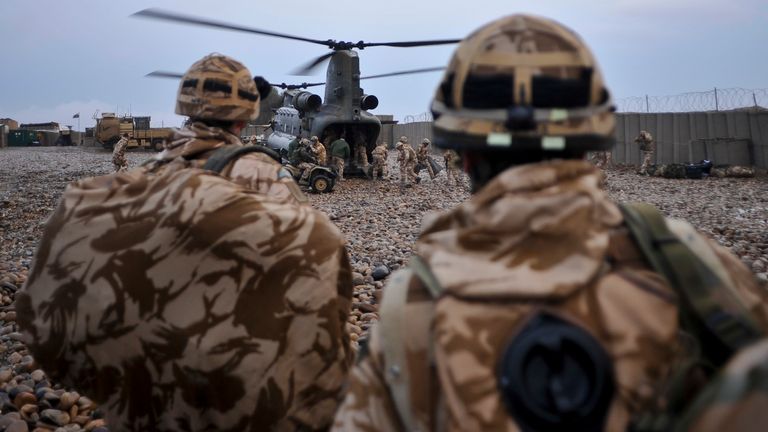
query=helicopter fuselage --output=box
[266,50,381,174]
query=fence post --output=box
[754,92,759,108]
[714,87,719,111]
[645,95,650,113]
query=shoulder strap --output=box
[379,256,444,431]
[619,202,762,364]
[202,145,282,174]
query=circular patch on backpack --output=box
[497,312,614,432]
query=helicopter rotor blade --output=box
[275,82,326,90]
[146,70,185,79]
[290,52,335,76]
[133,8,333,47]
[362,39,461,48]
[361,66,445,81]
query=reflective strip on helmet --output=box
[487,133,513,147]
[542,136,566,150]
[431,99,612,123]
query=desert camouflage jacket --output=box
[397,144,416,164]
[18,161,353,431]
[313,142,327,165]
[150,122,305,203]
[332,159,768,432]
[635,131,656,152]
[112,137,128,164]
[443,149,460,170]
[371,145,387,163]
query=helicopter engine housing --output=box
[293,91,322,111]
[360,94,379,110]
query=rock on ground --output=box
[1,146,767,429]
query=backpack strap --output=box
[619,202,762,361]
[379,255,444,431]
[202,145,282,174]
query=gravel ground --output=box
[0,146,766,430]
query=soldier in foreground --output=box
[396,139,417,187]
[111,132,129,172]
[18,53,352,431]
[636,130,655,175]
[329,135,350,181]
[370,141,389,180]
[333,15,768,432]
[416,138,436,180]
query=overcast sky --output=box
[1,0,766,130]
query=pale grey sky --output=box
[1,0,766,130]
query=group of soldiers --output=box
[17,14,767,432]
[394,135,463,187]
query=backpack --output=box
[378,202,762,432]
[670,337,768,432]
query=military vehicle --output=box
[95,112,173,151]
[134,8,457,176]
[282,162,337,193]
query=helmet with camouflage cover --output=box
[176,53,260,122]
[422,138,431,146]
[310,135,319,142]
[399,136,408,143]
[430,15,615,152]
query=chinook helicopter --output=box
[134,9,458,175]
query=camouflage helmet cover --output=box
[176,53,260,122]
[431,15,615,152]
[310,135,319,142]
[395,142,404,149]
[399,136,408,143]
[422,138,431,145]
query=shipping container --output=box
[8,130,37,146]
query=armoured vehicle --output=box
[95,112,173,151]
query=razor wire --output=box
[616,88,768,113]
[402,112,434,123]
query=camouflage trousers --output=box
[639,151,653,174]
[298,162,313,182]
[356,145,369,170]
[112,154,127,172]
[418,157,435,179]
[400,160,416,185]
[332,156,345,181]
[370,157,387,180]
[446,167,461,186]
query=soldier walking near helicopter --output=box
[396,139,417,186]
[443,148,461,186]
[417,138,436,179]
[370,141,388,180]
[354,130,369,171]
[329,135,351,180]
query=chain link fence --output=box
[616,88,768,113]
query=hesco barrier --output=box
[393,111,768,168]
